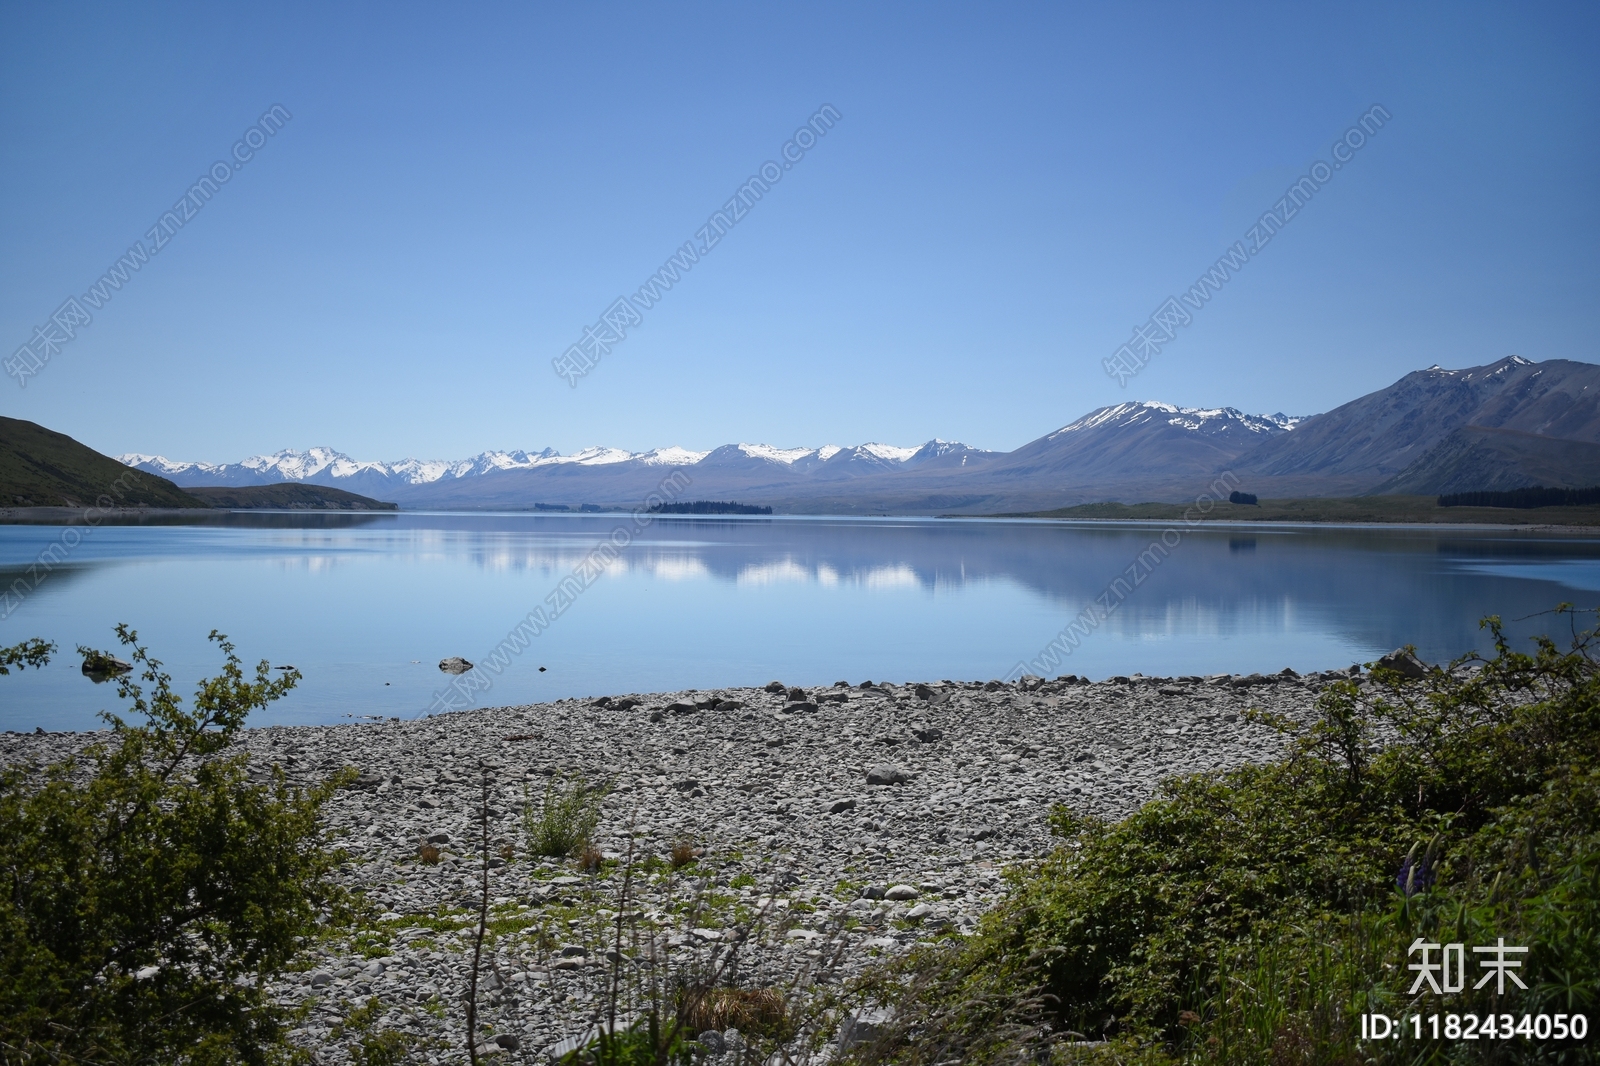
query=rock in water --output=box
[1376,649,1427,679]
[438,657,473,674]
[80,652,132,682]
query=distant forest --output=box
[647,500,773,515]
[1438,486,1600,508]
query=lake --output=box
[2,511,1597,731]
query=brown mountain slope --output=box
[1372,426,1600,495]
[1236,356,1600,483]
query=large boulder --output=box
[838,1007,896,1050]
[1376,648,1428,679]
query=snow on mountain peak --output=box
[635,446,712,466]
[1049,401,1298,441]
[858,442,920,463]
[736,443,819,464]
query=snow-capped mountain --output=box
[1047,402,1302,441]
[119,446,581,486]
[100,358,1600,514]
[1238,355,1600,482]
[983,401,1303,484]
[117,439,1003,495]
[114,400,1302,511]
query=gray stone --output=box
[438,657,474,674]
[866,764,909,786]
[2,661,1339,1051]
[828,798,857,814]
[884,884,919,901]
[1376,648,1428,679]
[548,1030,594,1061]
[837,1007,895,1050]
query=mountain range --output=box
[119,356,1600,514]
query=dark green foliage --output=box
[1008,495,1600,526]
[0,416,206,508]
[1227,491,1258,505]
[336,997,419,1065]
[0,625,348,1064]
[842,607,1600,1064]
[0,638,54,675]
[647,501,773,515]
[1440,486,1600,509]
[565,1015,695,1066]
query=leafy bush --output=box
[0,637,53,675]
[841,607,1600,1064]
[524,772,608,858]
[0,626,349,1064]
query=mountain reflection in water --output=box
[1,512,1596,730]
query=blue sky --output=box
[2,2,1596,462]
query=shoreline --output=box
[3,504,1595,534]
[2,669,1340,1061]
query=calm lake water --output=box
[3,512,1598,731]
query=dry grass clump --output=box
[682,986,788,1037]
[576,844,604,872]
[668,838,698,869]
[418,842,440,865]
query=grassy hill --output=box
[1001,494,1600,525]
[0,417,206,509]
[185,485,397,510]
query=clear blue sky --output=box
[2,2,1596,461]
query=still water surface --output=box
[2,512,1597,731]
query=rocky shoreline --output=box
[2,668,1352,1063]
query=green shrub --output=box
[524,772,608,858]
[566,1015,695,1066]
[0,625,348,1064]
[0,637,53,675]
[841,608,1600,1065]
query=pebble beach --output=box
[2,668,1353,1063]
